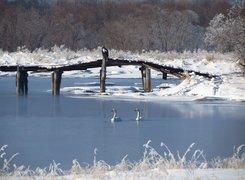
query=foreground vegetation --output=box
[1,142,244,178]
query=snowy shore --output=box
[2,169,244,180]
[1,142,245,179]
[0,47,244,102]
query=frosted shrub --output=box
[0,145,19,176]
[70,159,83,175]
[48,160,64,176]
[212,144,245,169]
[113,155,133,172]
[206,54,215,62]
[131,141,207,172]
[133,140,165,171]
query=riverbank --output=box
[0,47,244,102]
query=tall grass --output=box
[1,142,245,179]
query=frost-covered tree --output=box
[205,2,245,67]
[15,7,48,51]
[149,9,204,52]
[0,0,231,52]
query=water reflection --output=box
[52,97,62,117]
[16,96,28,116]
[13,96,229,121]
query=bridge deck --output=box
[0,58,217,79]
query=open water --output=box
[0,76,244,170]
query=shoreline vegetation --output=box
[1,142,245,179]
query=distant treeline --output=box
[0,0,232,52]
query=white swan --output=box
[111,108,121,122]
[135,108,142,121]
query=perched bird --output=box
[102,46,109,58]
[111,108,121,122]
[134,108,142,121]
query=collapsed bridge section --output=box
[0,48,218,96]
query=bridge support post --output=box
[16,66,28,96]
[162,72,167,80]
[100,47,108,93]
[140,66,151,92]
[52,69,63,96]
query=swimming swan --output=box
[134,108,142,121]
[111,108,121,122]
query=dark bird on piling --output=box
[102,46,109,58]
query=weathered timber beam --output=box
[0,58,219,80]
[142,63,185,79]
[0,66,17,71]
[186,70,218,79]
[53,60,103,72]
[0,65,47,72]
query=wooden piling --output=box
[16,66,28,96]
[51,72,55,95]
[140,66,151,92]
[52,69,63,96]
[100,47,108,93]
[162,72,167,80]
[16,66,21,95]
[145,66,151,92]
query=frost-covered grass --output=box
[1,142,245,179]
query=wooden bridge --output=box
[0,48,217,96]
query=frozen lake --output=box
[0,76,245,170]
